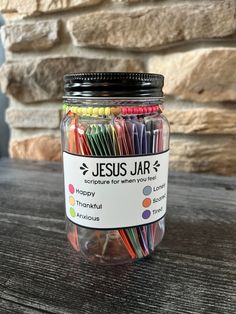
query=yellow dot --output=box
[71,106,77,113]
[76,107,81,115]
[105,107,110,115]
[69,196,75,206]
[87,107,93,115]
[93,108,99,115]
[82,107,87,115]
[99,107,105,115]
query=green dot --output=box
[70,207,76,218]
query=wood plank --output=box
[0,159,235,313]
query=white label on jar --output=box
[63,150,169,229]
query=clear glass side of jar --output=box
[61,98,170,264]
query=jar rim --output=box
[64,72,164,98]
[63,96,164,100]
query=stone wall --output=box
[0,0,235,175]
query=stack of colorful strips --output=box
[63,104,166,260]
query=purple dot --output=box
[142,210,151,219]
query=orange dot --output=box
[69,196,75,206]
[143,198,151,208]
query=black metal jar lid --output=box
[64,72,164,98]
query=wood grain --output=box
[0,159,235,314]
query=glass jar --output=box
[61,72,170,264]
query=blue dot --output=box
[143,186,152,196]
[142,210,151,219]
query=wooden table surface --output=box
[0,158,235,314]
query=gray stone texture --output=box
[10,135,61,161]
[149,48,236,102]
[170,137,236,176]
[0,57,144,103]
[0,0,103,18]
[1,20,60,52]
[6,108,60,128]
[165,108,236,134]
[68,1,236,50]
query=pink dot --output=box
[138,107,143,114]
[143,107,147,114]
[69,184,75,194]
[146,106,151,113]
[127,107,132,114]
[122,107,128,115]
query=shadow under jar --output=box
[61,72,170,265]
